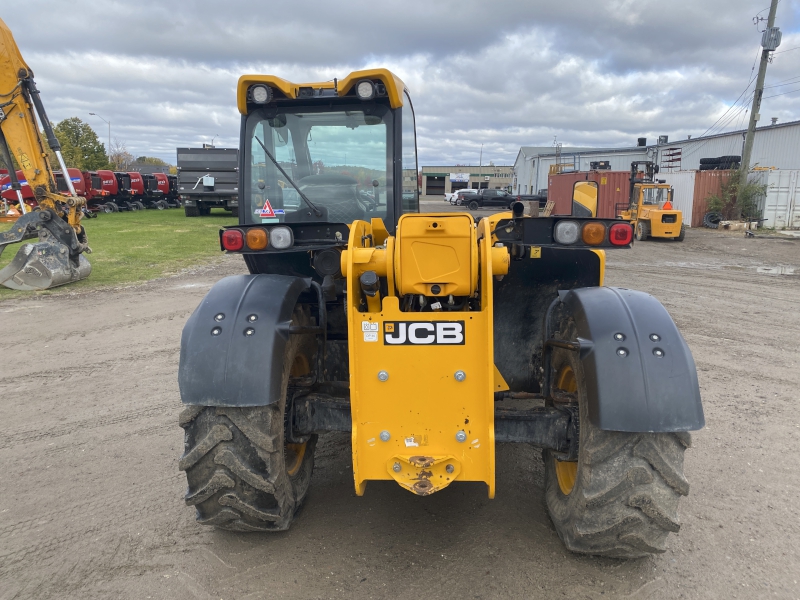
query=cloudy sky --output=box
[4,0,799,166]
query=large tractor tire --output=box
[543,321,691,558]
[635,220,650,241]
[676,223,686,241]
[185,205,200,217]
[703,212,721,229]
[179,310,317,531]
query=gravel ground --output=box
[1,216,799,599]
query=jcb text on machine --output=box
[178,70,704,558]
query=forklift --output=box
[617,161,684,241]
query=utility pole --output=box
[740,0,781,188]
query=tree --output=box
[706,168,767,222]
[50,117,110,170]
[109,138,134,171]
[136,156,169,166]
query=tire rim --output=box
[554,365,578,496]
[285,353,311,477]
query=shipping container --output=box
[547,172,584,215]
[659,171,696,227]
[547,170,630,218]
[751,169,800,229]
[691,170,734,228]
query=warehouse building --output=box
[512,119,800,196]
[421,165,513,198]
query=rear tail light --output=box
[554,220,580,245]
[246,227,269,250]
[609,223,633,246]
[581,222,606,245]
[270,226,294,249]
[221,229,244,251]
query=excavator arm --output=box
[0,17,91,289]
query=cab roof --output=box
[237,68,407,114]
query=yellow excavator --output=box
[0,17,91,290]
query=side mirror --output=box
[572,181,598,218]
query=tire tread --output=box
[544,320,690,558]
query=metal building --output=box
[513,120,800,196]
[421,165,513,198]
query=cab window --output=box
[401,91,419,213]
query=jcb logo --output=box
[384,321,465,345]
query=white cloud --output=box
[3,0,798,165]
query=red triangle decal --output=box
[257,199,276,217]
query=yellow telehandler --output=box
[178,70,704,558]
[0,17,91,290]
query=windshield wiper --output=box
[254,135,323,217]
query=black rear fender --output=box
[179,274,310,407]
[549,286,704,432]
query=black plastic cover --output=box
[561,286,704,432]
[179,274,310,406]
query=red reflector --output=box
[609,223,633,245]
[221,229,244,251]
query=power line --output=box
[755,0,780,18]
[680,102,752,162]
[695,43,762,140]
[763,86,800,99]
[764,74,800,87]
[697,77,756,139]
[773,45,799,54]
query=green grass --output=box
[0,208,237,299]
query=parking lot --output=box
[1,212,799,599]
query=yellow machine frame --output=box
[341,214,510,497]
[237,68,407,114]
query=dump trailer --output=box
[617,161,684,241]
[0,17,91,290]
[176,147,239,217]
[177,69,704,559]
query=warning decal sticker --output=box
[254,200,285,217]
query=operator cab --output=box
[239,70,419,233]
[641,186,672,207]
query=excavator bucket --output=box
[0,210,91,290]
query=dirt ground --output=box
[1,220,799,599]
